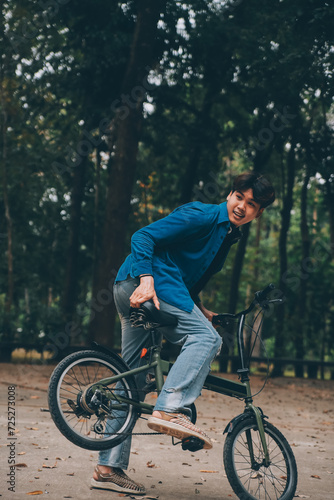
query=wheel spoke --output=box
[48,351,139,451]
[224,418,297,500]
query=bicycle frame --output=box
[47,284,297,500]
[91,306,271,465]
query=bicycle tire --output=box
[48,350,139,451]
[223,416,297,500]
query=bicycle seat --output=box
[130,301,178,329]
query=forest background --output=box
[0,0,333,377]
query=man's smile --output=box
[227,189,264,226]
[233,210,245,219]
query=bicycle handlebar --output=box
[212,283,279,327]
[254,283,275,304]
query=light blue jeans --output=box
[98,277,222,469]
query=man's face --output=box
[226,189,264,227]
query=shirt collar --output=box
[218,202,242,243]
[218,201,231,224]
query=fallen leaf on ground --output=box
[66,472,75,476]
[26,492,43,496]
[146,461,157,468]
[18,452,26,455]
[311,475,321,479]
[25,427,39,431]
[30,396,40,399]
[43,461,57,469]
[199,470,219,473]
[15,463,28,467]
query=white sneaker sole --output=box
[91,478,145,495]
[147,416,212,449]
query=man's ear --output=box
[256,208,264,219]
[227,190,233,200]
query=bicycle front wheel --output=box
[223,416,297,500]
[48,350,139,451]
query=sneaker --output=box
[91,466,146,495]
[147,411,212,449]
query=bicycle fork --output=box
[238,369,270,468]
[245,403,270,467]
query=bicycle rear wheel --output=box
[48,350,139,451]
[223,416,297,500]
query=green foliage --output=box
[1,0,333,368]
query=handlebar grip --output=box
[255,283,275,303]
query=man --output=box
[91,172,275,494]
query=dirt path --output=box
[0,362,333,500]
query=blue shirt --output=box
[116,201,233,312]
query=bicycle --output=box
[48,283,298,500]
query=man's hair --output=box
[232,172,275,209]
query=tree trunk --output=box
[253,217,262,283]
[89,0,165,347]
[294,172,310,377]
[92,146,102,280]
[179,96,215,205]
[325,176,334,259]
[62,153,88,326]
[218,222,251,372]
[272,140,296,377]
[180,136,204,205]
[0,61,14,361]
[1,114,13,317]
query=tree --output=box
[89,0,167,347]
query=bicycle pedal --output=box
[181,436,204,452]
[142,381,157,394]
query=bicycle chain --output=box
[101,416,164,436]
[129,431,163,436]
[103,430,163,436]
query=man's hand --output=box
[197,303,218,324]
[130,275,160,309]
